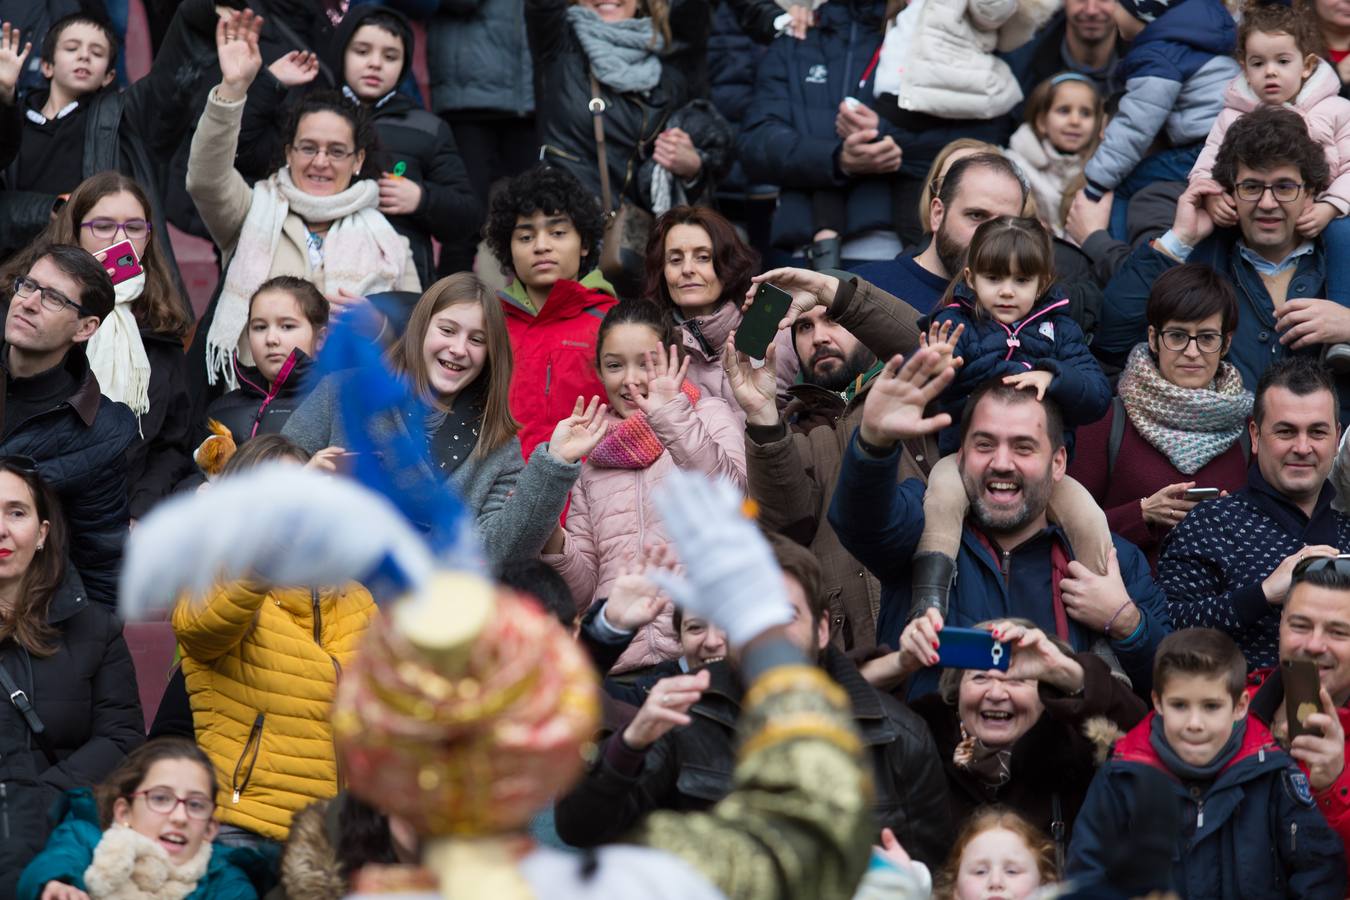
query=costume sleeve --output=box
[632,665,871,900]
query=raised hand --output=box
[722,334,778,426]
[653,127,702,179]
[622,670,710,750]
[1001,369,1053,401]
[630,344,690,414]
[1290,687,1347,791]
[989,620,1085,693]
[268,49,319,88]
[548,396,609,464]
[744,268,841,331]
[919,319,965,369]
[0,22,32,103]
[858,347,958,449]
[216,9,264,102]
[605,545,677,631]
[1170,178,1224,250]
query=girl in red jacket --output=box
[542,300,746,673]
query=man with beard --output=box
[829,372,1170,700]
[1246,557,1350,872]
[1009,0,1122,102]
[725,284,922,655]
[553,530,954,868]
[852,153,1027,309]
[1161,358,1350,669]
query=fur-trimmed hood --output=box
[277,801,347,900]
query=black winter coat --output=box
[527,0,695,211]
[126,331,194,520]
[200,351,316,449]
[554,647,954,867]
[0,347,137,608]
[908,652,1147,858]
[0,580,145,898]
[232,5,480,286]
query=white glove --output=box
[650,470,794,647]
[120,465,435,619]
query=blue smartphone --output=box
[936,627,1010,671]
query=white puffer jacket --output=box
[873,0,1059,120]
[1005,122,1086,232]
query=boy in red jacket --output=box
[1246,554,1350,882]
[485,165,617,458]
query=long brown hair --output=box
[640,206,759,316]
[934,807,1058,899]
[0,460,68,657]
[23,171,189,338]
[397,274,519,457]
[96,738,218,828]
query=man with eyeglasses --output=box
[1098,106,1350,421]
[1162,357,1350,672]
[1,243,135,606]
[1245,554,1350,876]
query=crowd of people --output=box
[6,0,1350,896]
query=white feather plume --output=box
[119,465,435,620]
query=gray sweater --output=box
[283,374,578,567]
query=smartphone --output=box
[1283,658,1323,742]
[97,239,143,286]
[735,283,793,357]
[936,626,1010,672]
[1184,487,1221,501]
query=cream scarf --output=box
[206,166,409,389]
[83,824,212,900]
[87,273,151,419]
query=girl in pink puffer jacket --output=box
[542,300,746,672]
[1191,5,1350,249]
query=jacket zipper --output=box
[686,318,712,357]
[1,783,9,839]
[545,362,552,397]
[312,588,322,644]
[231,713,265,803]
[312,589,345,787]
[1291,821,1298,853]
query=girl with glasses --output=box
[1069,264,1252,569]
[17,738,265,900]
[3,171,196,523]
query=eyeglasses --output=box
[291,142,354,162]
[11,276,85,316]
[129,788,215,820]
[1234,180,1305,203]
[79,218,149,242]
[1159,329,1224,354]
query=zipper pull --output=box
[232,789,241,804]
[1291,822,1298,853]
[1196,804,1204,829]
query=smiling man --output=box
[1097,106,1350,421]
[828,370,1170,699]
[1163,357,1350,669]
[0,243,135,607]
[485,165,616,458]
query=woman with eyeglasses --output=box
[0,458,145,897]
[187,10,418,398]
[4,171,197,522]
[16,738,266,900]
[1068,264,1252,569]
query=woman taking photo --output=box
[641,206,766,417]
[0,459,144,896]
[187,10,418,394]
[1067,264,1251,568]
[10,171,195,521]
[283,274,604,568]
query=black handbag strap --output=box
[0,653,59,767]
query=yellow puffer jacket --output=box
[172,582,377,840]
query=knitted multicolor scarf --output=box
[588,382,700,469]
[1117,343,1253,475]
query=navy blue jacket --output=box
[1097,232,1350,421]
[928,287,1111,454]
[737,0,893,250]
[1159,472,1350,671]
[1066,713,1346,899]
[827,433,1170,698]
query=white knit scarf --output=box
[206,167,408,388]
[87,273,151,419]
[84,824,213,900]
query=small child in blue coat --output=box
[17,738,266,900]
[913,215,1113,617]
[1066,628,1346,897]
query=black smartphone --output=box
[735,283,793,357]
[1184,487,1221,501]
[936,626,1010,672]
[1283,658,1323,741]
